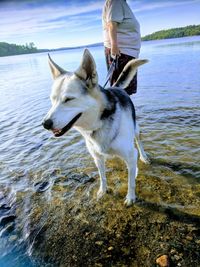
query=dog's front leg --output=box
[116,144,138,206]
[85,141,107,199]
[93,154,107,200]
[124,147,138,206]
[114,143,138,206]
[124,148,138,206]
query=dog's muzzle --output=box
[42,113,82,137]
[42,119,53,130]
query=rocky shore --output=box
[24,158,200,267]
[1,158,200,266]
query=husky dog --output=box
[42,49,149,206]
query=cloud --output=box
[0,0,103,39]
[1,0,200,47]
[131,0,200,13]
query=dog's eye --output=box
[64,97,75,103]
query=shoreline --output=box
[28,158,200,267]
[1,35,200,58]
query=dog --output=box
[42,49,149,206]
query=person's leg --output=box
[104,48,137,95]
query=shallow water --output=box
[0,36,200,266]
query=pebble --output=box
[186,235,193,241]
[9,235,18,242]
[95,241,103,246]
[108,246,114,251]
[156,255,169,267]
[174,255,181,261]
[170,249,176,255]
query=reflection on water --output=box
[0,36,200,266]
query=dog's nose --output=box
[42,119,53,130]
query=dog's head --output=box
[42,49,148,137]
[42,49,101,137]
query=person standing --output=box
[102,0,141,95]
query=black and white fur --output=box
[42,49,149,206]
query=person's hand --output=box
[111,44,120,58]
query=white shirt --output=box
[102,0,141,58]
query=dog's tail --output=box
[113,59,148,90]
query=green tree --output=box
[0,42,38,57]
[142,24,200,41]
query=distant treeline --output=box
[142,24,200,41]
[0,42,42,57]
[1,25,200,57]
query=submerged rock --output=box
[95,241,103,246]
[0,204,11,217]
[29,191,200,267]
[15,160,200,266]
[0,203,11,210]
[64,172,95,184]
[34,181,50,192]
[0,215,16,227]
[0,222,15,237]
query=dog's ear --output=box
[48,54,69,79]
[114,59,149,89]
[75,49,98,88]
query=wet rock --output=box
[0,222,15,237]
[170,249,176,255]
[195,239,200,245]
[34,181,50,192]
[27,160,200,267]
[0,215,16,227]
[0,203,11,210]
[0,204,11,217]
[174,254,181,261]
[9,235,18,242]
[54,172,95,187]
[156,255,169,267]
[68,172,95,184]
[186,234,193,241]
[95,241,103,246]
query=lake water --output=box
[0,36,200,266]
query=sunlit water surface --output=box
[0,36,200,266]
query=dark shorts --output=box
[105,47,137,95]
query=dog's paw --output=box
[97,189,106,200]
[124,197,136,207]
[140,155,151,164]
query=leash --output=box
[103,56,118,88]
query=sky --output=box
[1,0,200,49]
